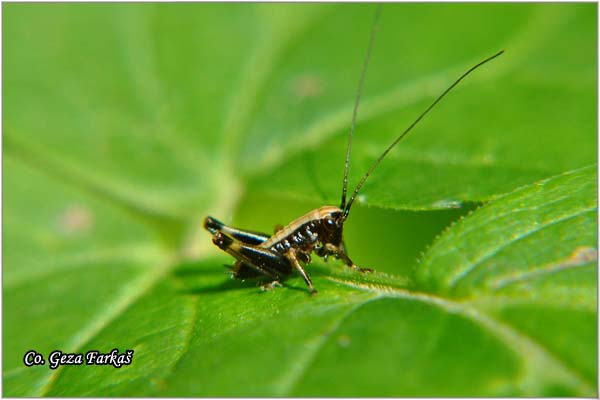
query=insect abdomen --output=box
[267,221,319,254]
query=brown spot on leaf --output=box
[58,204,94,235]
[569,246,597,264]
[291,73,323,100]
[337,334,351,347]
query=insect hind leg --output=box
[231,261,264,279]
[204,216,270,245]
[204,216,225,234]
[212,232,292,281]
[260,280,283,292]
[230,261,284,293]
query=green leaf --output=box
[416,166,597,295]
[247,3,596,210]
[415,166,598,388]
[3,2,596,397]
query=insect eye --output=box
[324,216,336,229]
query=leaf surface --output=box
[3,3,596,397]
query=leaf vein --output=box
[274,295,381,396]
[36,262,172,396]
[447,206,596,288]
[326,276,594,396]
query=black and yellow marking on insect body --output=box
[204,7,504,295]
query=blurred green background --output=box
[3,3,597,397]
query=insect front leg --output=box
[324,243,373,273]
[286,249,317,296]
[211,232,292,284]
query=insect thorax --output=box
[263,206,344,255]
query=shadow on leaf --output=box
[171,258,313,295]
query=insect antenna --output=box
[343,50,505,219]
[340,4,382,211]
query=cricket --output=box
[204,7,503,295]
